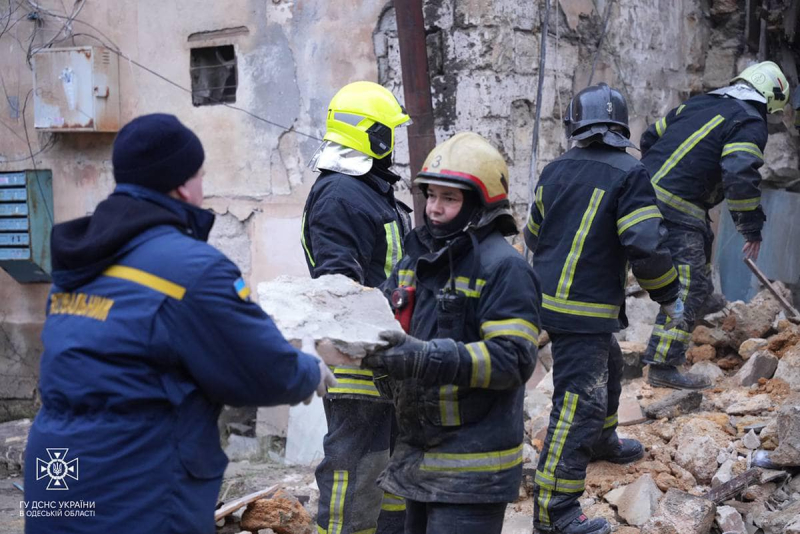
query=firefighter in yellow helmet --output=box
[363,132,541,534]
[302,81,411,534]
[639,61,789,390]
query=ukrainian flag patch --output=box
[234,277,251,301]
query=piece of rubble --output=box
[0,419,31,477]
[755,499,800,534]
[619,340,646,379]
[744,482,777,502]
[717,354,743,370]
[225,435,266,462]
[786,516,800,534]
[767,326,800,357]
[603,486,627,507]
[618,396,647,426]
[687,344,717,363]
[725,394,773,416]
[764,393,800,466]
[536,369,554,397]
[716,505,747,534]
[654,472,679,492]
[693,325,729,347]
[712,459,735,487]
[257,274,403,363]
[733,351,779,387]
[616,474,663,526]
[640,489,716,534]
[725,289,785,348]
[643,390,703,419]
[739,338,769,360]
[673,434,720,484]
[240,489,313,534]
[742,429,761,450]
[691,361,725,383]
[774,344,800,391]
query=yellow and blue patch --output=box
[234,277,251,301]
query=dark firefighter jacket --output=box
[640,93,768,241]
[301,168,411,399]
[378,222,540,504]
[524,144,680,334]
[24,184,319,534]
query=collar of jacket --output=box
[310,140,373,176]
[113,183,216,242]
[708,84,767,105]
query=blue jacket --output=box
[24,185,319,534]
[640,93,768,240]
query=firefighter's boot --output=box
[591,437,644,464]
[648,365,710,390]
[538,514,611,534]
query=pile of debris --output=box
[523,284,800,534]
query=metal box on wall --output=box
[32,46,120,132]
[0,171,53,283]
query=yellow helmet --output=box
[324,81,410,159]
[415,132,510,209]
[732,61,790,114]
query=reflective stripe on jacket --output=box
[640,94,768,240]
[524,144,680,334]
[378,225,540,503]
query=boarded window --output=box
[190,45,237,106]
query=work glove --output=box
[300,338,337,405]
[661,299,684,330]
[362,330,460,386]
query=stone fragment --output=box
[224,435,266,462]
[693,325,728,347]
[691,361,725,383]
[716,505,747,534]
[739,338,768,360]
[618,396,646,426]
[619,340,646,379]
[240,489,313,534]
[655,472,678,492]
[733,351,779,387]
[603,485,626,507]
[717,354,743,370]
[742,429,761,450]
[712,459,734,487]
[687,344,717,363]
[644,390,703,419]
[766,393,800,466]
[616,474,663,526]
[775,344,800,391]
[766,326,800,357]
[524,388,552,421]
[786,517,800,534]
[725,290,784,348]
[620,295,660,344]
[673,434,720,484]
[725,394,773,416]
[559,0,594,30]
[257,274,403,363]
[756,499,800,534]
[536,369,554,397]
[0,419,31,477]
[640,489,716,534]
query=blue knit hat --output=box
[112,113,205,193]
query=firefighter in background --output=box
[525,84,681,534]
[302,81,411,534]
[364,132,540,534]
[640,61,789,389]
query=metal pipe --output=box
[394,0,436,227]
[529,0,551,201]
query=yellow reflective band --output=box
[653,325,691,344]
[419,444,523,472]
[556,188,605,300]
[103,265,186,300]
[480,318,539,344]
[678,264,691,301]
[676,104,686,115]
[301,211,316,267]
[639,266,678,290]
[538,488,553,525]
[383,222,401,279]
[652,114,725,184]
[398,269,416,287]
[534,470,586,493]
[603,412,618,429]
[439,385,461,426]
[527,214,540,237]
[542,294,620,319]
[727,197,761,212]
[328,378,381,397]
[536,186,546,218]
[655,117,667,137]
[617,205,662,235]
[328,470,349,534]
[654,331,673,364]
[466,342,491,388]
[450,277,487,298]
[332,365,374,378]
[653,184,706,220]
[381,493,406,512]
[543,391,579,476]
[722,142,763,160]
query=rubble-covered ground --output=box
[3,284,800,534]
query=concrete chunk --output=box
[641,489,716,534]
[716,505,747,534]
[733,350,779,387]
[616,474,663,526]
[644,390,703,419]
[258,274,403,363]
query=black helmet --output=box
[564,83,630,139]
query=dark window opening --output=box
[190,45,237,106]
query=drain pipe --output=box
[394,0,436,227]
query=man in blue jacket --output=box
[24,113,334,534]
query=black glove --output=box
[362,330,460,385]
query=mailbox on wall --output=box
[0,171,53,283]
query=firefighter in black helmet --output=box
[525,84,681,534]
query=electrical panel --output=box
[0,171,53,283]
[32,46,120,132]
